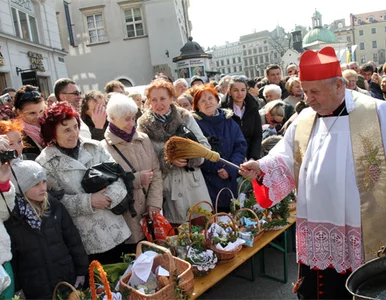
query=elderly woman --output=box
[102,93,162,250]
[192,84,247,212]
[284,77,303,108]
[342,69,371,96]
[137,78,210,225]
[14,85,46,160]
[220,77,262,160]
[35,102,131,264]
[176,93,193,111]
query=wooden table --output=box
[191,211,296,299]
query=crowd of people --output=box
[0,54,385,299]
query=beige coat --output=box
[137,104,211,224]
[36,139,131,254]
[102,128,163,244]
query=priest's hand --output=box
[239,160,261,181]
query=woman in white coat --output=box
[36,102,131,264]
[0,136,16,299]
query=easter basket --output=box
[233,207,265,245]
[119,241,194,300]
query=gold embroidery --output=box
[358,135,382,192]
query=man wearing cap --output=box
[190,75,204,87]
[240,47,386,299]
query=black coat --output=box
[5,196,88,299]
[220,93,262,160]
[22,134,41,161]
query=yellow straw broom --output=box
[165,136,241,170]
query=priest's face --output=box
[301,78,345,116]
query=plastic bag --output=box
[0,264,11,293]
[141,213,175,241]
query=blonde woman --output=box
[5,160,88,299]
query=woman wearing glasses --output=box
[14,85,46,160]
[220,77,262,160]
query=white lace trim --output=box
[296,218,364,273]
[259,155,296,205]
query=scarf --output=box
[152,108,172,123]
[109,122,136,142]
[16,194,41,230]
[56,140,81,159]
[21,120,45,148]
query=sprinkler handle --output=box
[218,158,241,170]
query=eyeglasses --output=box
[62,91,82,96]
[21,91,41,100]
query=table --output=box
[191,211,296,299]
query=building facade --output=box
[55,0,191,91]
[0,0,67,97]
[351,10,386,65]
[211,41,243,76]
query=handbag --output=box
[174,124,198,172]
[81,161,137,217]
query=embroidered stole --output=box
[293,92,386,262]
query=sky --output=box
[188,1,386,49]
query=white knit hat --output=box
[11,160,46,193]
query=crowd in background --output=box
[0,59,386,299]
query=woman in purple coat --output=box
[191,84,247,212]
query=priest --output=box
[240,46,386,299]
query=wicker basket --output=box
[52,281,83,300]
[119,241,194,300]
[188,200,215,235]
[205,212,242,264]
[185,242,217,277]
[233,207,265,244]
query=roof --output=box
[313,10,322,17]
[172,37,212,62]
[352,10,386,25]
[239,30,270,42]
[303,27,337,47]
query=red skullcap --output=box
[299,46,342,81]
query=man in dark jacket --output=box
[220,77,262,160]
[258,64,289,102]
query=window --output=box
[238,57,241,63]
[0,73,7,93]
[259,56,264,63]
[373,53,378,62]
[371,28,376,34]
[238,66,242,72]
[372,41,377,48]
[244,59,248,66]
[221,60,224,66]
[360,55,366,64]
[253,48,257,54]
[227,67,231,73]
[245,70,249,78]
[369,16,375,23]
[227,58,230,65]
[264,46,268,52]
[233,66,237,72]
[11,7,39,43]
[84,13,107,44]
[360,42,365,50]
[243,50,247,56]
[232,57,236,64]
[357,18,363,25]
[248,49,252,55]
[258,47,262,53]
[254,57,258,64]
[359,30,363,36]
[265,54,269,62]
[216,61,219,67]
[249,58,253,65]
[384,15,386,21]
[37,77,50,99]
[124,7,145,38]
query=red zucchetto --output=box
[298,46,342,81]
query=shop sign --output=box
[21,71,38,87]
[28,51,45,72]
